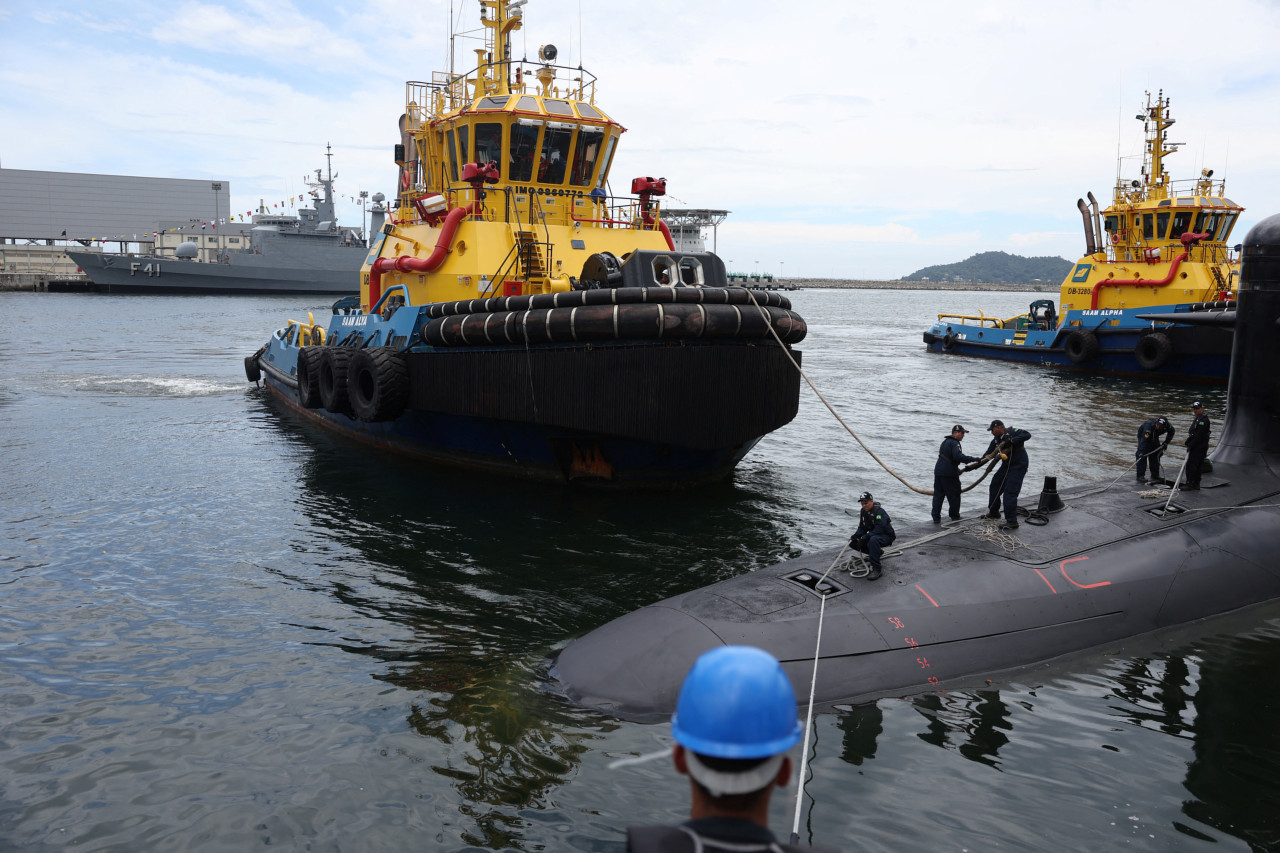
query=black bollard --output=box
[1036,476,1065,513]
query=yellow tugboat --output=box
[924,91,1240,383]
[245,0,806,486]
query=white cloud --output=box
[3,0,1279,277]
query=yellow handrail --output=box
[936,311,1005,328]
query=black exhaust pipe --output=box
[1077,198,1097,255]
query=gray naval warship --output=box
[553,211,1280,722]
[67,152,384,295]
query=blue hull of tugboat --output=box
[924,311,1233,384]
[263,377,760,485]
[257,349,767,487]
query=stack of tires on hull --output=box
[253,284,807,486]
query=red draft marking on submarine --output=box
[915,584,940,607]
[1058,555,1111,589]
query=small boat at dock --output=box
[922,91,1240,384]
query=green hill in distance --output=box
[902,251,1073,284]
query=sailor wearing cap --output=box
[932,424,978,523]
[849,492,895,580]
[984,419,1032,529]
[1135,415,1175,483]
[626,646,836,853]
[1183,401,1211,490]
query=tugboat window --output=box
[569,129,604,186]
[456,126,470,166]
[446,130,459,182]
[1156,211,1170,238]
[576,103,602,120]
[510,122,541,183]
[652,256,677,285]
[1169,210,1195,239]
[516,96,539,111]
[679,258,703,285]
[595,134,618,189]
[544,99,573,116]
[475,123,503,172]
[1197,211,1222,241]
[477,96,510,110]
[1220,212,1239,240]
[1142,213,1155,240]
[538,126,573,184]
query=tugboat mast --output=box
[1139,90,1180,199]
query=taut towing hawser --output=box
[553,212,1280,720]
[244,0,806,487]
[922,91,1241,384]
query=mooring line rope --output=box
[742,290,935,495]
[788,545,845,846]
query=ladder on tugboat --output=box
[1210,264,1227,293]
[513,228,549,283]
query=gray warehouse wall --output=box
[0,169,230,241]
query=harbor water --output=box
[2,289,1277,852]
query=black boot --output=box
[866,566,882,581]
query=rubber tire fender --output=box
[1134,332,1173,370]
[318,348,355,414]
[1064,330,1099,364]
[348,347,410,422]
[941,332,954,350]
[244,353,262,383]
[296,346,325,408]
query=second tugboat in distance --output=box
[245,0,807,487]
[923,91,1240,384]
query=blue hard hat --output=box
[670,646,803,759]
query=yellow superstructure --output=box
[362,0,671,312]
[1058,90,1240,316]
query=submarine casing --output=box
[551,213,1280,721]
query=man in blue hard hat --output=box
[626,646,836,852]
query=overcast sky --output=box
[3,0,1279,278]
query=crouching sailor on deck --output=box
[850,491,895,580]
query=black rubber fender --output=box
[318,348,354,414]
[348,347,409,422]
[1064,330,1100,364]
[244,352,262,383]
[1135,332,1173,370]
[296,346,325,408]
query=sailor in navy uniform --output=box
[1184,401,1212,489]
[933,424,978,523]
[1135,416,1175,483]
[849,491,895,580]
[985,419,1032,529]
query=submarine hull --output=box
[553,472,1280,720]
[552,211,1280,718]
